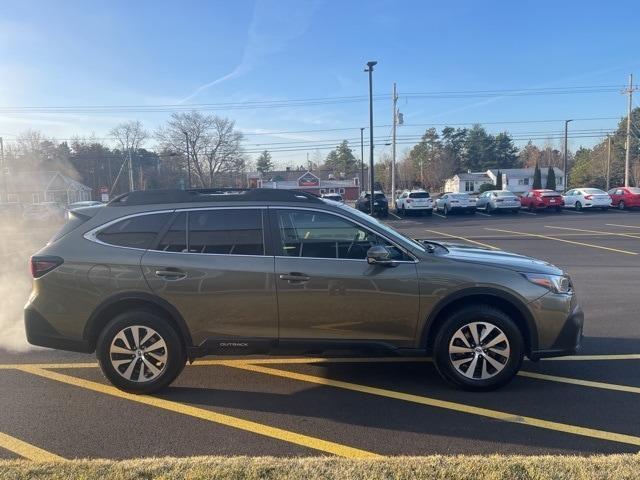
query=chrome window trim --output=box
[273,206,419,263]
[84,206,268,256]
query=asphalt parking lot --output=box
[1,209,639,461]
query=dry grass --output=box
[1,455,640,480]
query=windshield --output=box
[364,193,387,199]
[541,191,561,197]
[450,194,468,199]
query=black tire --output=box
[443,205,449,216]
[96,310,186,394]
[401,206,406,216]
[486,204,492,214]
[575,201,582,211]
[433,305,524,391]
[619,201,625,210]
[380,210,389,218]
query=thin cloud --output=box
[178,0,321,104]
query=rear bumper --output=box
[24,307,92,353]
[529,303,583,360]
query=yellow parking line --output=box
[226,362,640,448]
[485,228,638,255]
[519,371,640,394]
[0,431,64,462]
[16,366,379,459]
[423,229,499,250]
[544,225,640,239]
[543,354,640,361]
[606,224,640,230]
[0,362,97,370]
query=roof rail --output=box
[107,188,324,206]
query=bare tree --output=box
[155,111,244,188]
[110,120,148,152]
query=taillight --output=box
[406,199,412,203]
[584,195,593,200]
[30,256,63,278]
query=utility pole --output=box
[185,132,192,189]
[0,137,6,202]
[360,127,365,194]
[127,148,134,192]
[606,135,612,191]
[365,61,377,215]
[622,74,638,187]
[391,82,398,204]
[563,119,572,189]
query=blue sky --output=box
[1,0,638,167]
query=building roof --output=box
[487,167,564,178]
[248,169,363,182]
[6,171,92,193]
[455,172,491,181]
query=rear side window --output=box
[409,192,429,198]
[96,213,172,249]
[157,213,186,252]
[188,209,264,255]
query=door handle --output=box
[155,269,187,280]
[279,273,311,283]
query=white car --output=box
[562,188,611,211]
[395,190,433,215]
[476,190,521,214]
[435,193,477,215]
[321,193,344,203]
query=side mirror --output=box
[366,245,396,267]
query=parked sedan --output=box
[607,187,640,210]
[563,188,611,211]
[321,193,344,203]
[395,189,433,216]
[355,191,389,217]
[520,189,564,212]
[476,190,521,214]
[435,193,476,215]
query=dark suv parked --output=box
[26,189,583,393]
[355,190,389,217]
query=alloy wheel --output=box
[109,325,168,382]
[448,321,511,380]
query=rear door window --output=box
[187,209,264,255]
[96,212,172,249]
[409,192,429,198]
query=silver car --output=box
[435,193,477,215]
[476,190,521,214]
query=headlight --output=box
[522,273,571,294]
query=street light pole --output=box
[563,119,572,189]
[360,127,365,194]
[365,61,377,215]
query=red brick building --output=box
[247,169,365,200]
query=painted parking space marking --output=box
[0,431,64,462]
[485,228,638,255]
[224,362,640,448]
[388,211,402,220]
[544,225,640,239]
[606,224,640,229]
[519,210,537,215]
[518,371,640,395]
[476,211,492,217]
[542,354,640,361]
[432,212,446,219]
[16,365,380,459]
[423,229,499,250]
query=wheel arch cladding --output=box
[84,292,192,351]
[421,290,537,356]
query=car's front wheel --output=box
[96,310,186,394]
[433,305,524,391]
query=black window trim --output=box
[270,206,418,263]
[84,210,175,251]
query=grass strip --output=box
[1,454,640,480]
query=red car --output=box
[520,189,564,212]
[607,187,640,210]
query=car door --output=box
[140,207,278,348]
[271,207,420,346]
[564,189,575,207]
[476,192,486,209]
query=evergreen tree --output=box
[325,140,357,174]
[495,170,502,190]
[256,150,273,174]
[532,163,542,189]
[545,166,556,190]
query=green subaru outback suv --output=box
[25,189,583,393]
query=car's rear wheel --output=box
[433,305,524,391]
[444,205,449,216]
[486,204,492,214]
[619,201,625,210]
[575,201,582,211]
[97,310,186,394]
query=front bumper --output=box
[529,300,584,360]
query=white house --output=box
[1,171,92,205]
[444,168,565,194]
[444,172,492,193]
